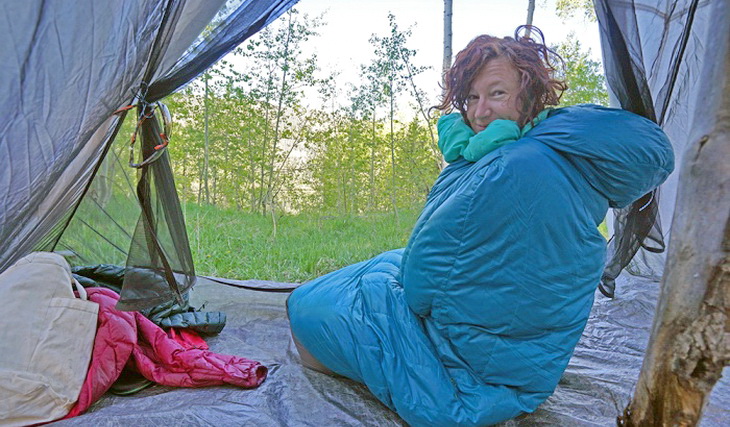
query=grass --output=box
[184,203,421,283]
[185,203,612,283]
[599,220,608,239]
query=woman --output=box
[288,27,673,426]
[436,28,566,163]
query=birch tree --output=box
[350,69,386,212]
[242,9,321,215]
[442,0,453,77]
[526,0,536,37]
[368,14,419,217]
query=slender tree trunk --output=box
[265,10,293,216]
[181,156,186,181]
[249,136,256,212]
[442,0,453,77]
[346,125,351,214]
[619,33,730,427]
[440,0,453,171]
[525,0,535,37]
[401,59,442,170]
[94,158,114,208]
[369,113,376,211]
[181,156,188,201]
[203,75,210,204]
[337,157,343,213]
[388,81,398,218]
[211,167,218,205]
[270,199,277,240]
[196,158,203,204]
[269,112,308,205]
[259,63,275,215]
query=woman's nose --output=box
[474,99,492,119]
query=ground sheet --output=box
[54,274,728,426]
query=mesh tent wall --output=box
[0,0,299,310]
[595,0,725,296]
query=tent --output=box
[1,0,298,310]
[0,0,727,425]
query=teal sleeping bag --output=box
[287,105,674,426]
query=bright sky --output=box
[240,0,603,110]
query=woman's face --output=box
[465,57,522,133]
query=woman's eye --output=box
[491,90,506,97]
[467,94,479,102]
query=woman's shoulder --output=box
[522,104,675,208]
[544,103,655,125]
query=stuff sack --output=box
[0,252,98,426]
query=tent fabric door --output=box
[595,0,720,295]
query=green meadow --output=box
[185,203,422,283]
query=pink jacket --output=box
[63,288,266,419]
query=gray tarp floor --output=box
[54,273,728,426]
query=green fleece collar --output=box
[437,109,551,163]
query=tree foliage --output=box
[555,33,609,106]
[554,0,596,22]
[164,11,440,218]
[161,10,608,220]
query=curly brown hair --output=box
[436,25,567,127]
